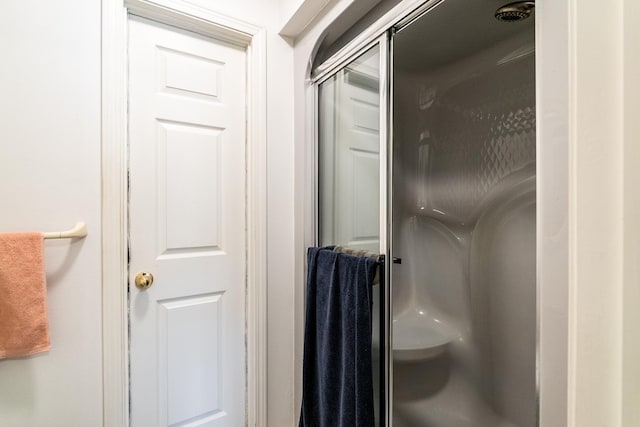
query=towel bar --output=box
[43,222,88,240]
[333,245,381,261]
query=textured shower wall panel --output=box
[414,56,536,224]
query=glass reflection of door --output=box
[319,45,382,252]
[316,36,390,426]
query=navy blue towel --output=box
[299,247,378,427]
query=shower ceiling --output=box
[394,0,535,71]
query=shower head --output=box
[494,1,535,22]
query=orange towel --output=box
[0,232,50,359]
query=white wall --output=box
[280,0,305,23]
[623,1,640,424]
[569,0,624,424]
[0,1,295,426]
[278,0,333,37]
[0,1,103,426]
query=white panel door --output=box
[128,16,246,427]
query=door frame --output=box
[101,1,267,425]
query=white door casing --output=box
[102,1,267,426]
[128,16,246,426]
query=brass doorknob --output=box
[135,272,154,289]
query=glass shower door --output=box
[316,37,390,426]
[390,1,537,425]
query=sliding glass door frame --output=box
[312,33,393,426]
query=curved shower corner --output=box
[391,174,536,427]
[391,1,537,425]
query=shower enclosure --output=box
[315,0,537,425]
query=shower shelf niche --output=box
[392,311,457,363]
